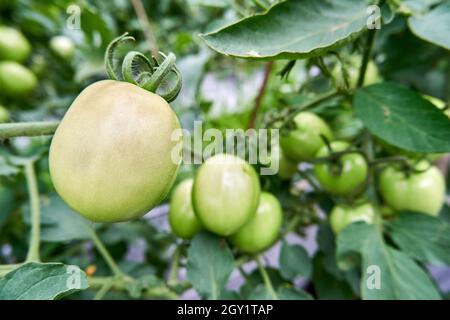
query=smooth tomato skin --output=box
[0,61,37,97]
[0,26,31,62]
[280,112,333,162]
[314,141,368,195]
[330,202,376,234]
[50,35,75,60]
[49,80,182,223]
[230,192,283,253]
[169,179,202,239]
[378,161,445,216]
[0,105,10,123]
[192,154,261,236]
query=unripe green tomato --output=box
[330,110,364,141]
[280,112,333,162]
[332,57,380,89]
[0,105,10,123]
[230,192,283,253]
[330,202,376,234]
[49,80,182,223]
[378,161,445,216]
[192,154,261,236]
[0,26,31,62]
[50,35,75,60]
[168,179,202,239]
[0,61,37,97]
[314,141,368,195]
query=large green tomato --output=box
[0,26,31,62]
[280,112,333,162]
[330,202,376,234]
[0,61,37,97]
[192,154,261,236]
[50,35,75,60]
[332,56,380,89]
[378,161,445,216]
[0,105,10,123]
[314,141,368,195]
[49,80,182,222]
[230,192,283,253]
[168,179,202,239]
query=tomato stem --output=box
[256,255,279,300]
[25,160,41,263]
[0,121,59,139]
[89,229,126,278]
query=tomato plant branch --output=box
[25,160,41,263]
[130,0,159,57]
[256,255,278,300]
[89,229,127,278]
[247,61,273,129]
[357,29,378,88]
[0,121,59,139]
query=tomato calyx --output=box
[104,33,182,102]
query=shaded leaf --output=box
[279,241,311,280]
[337,222,441,299]
[388,212,450,266]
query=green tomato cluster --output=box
[0,26,37,99]
[168,154,283,253]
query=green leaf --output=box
[279,241,311,280]
[0,263,88,300]
[354,82,450,153]
[388,212,450,266]
[408,2,450,50]
[200,0,371,60]
[186,232,234,299]
[337,222,441,300]
[24,194,92,242]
